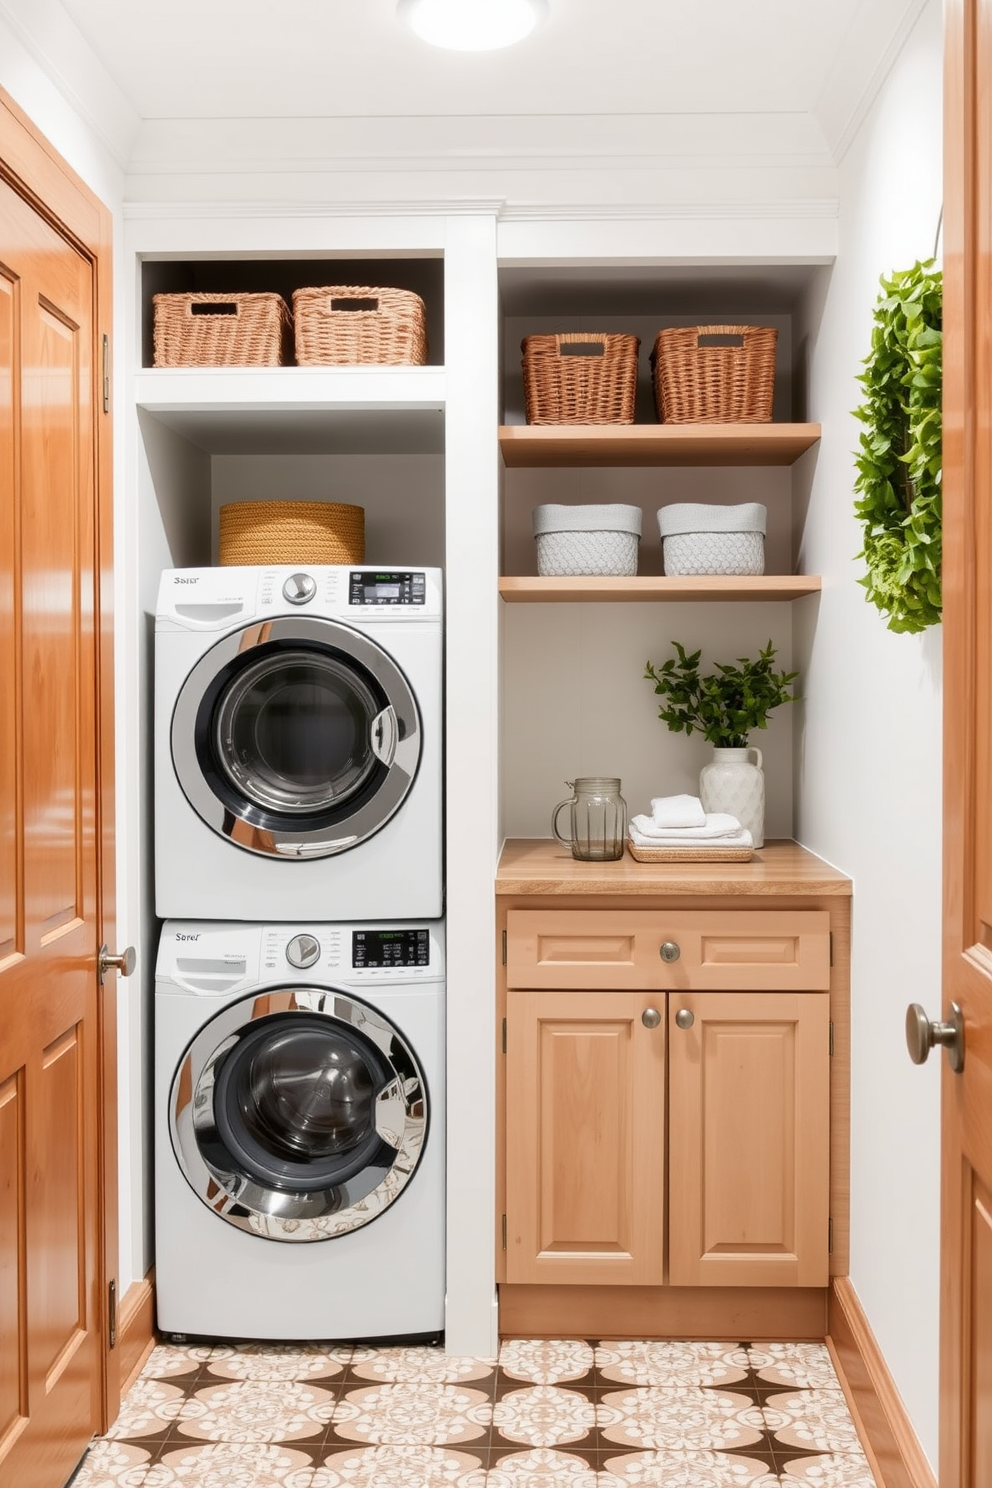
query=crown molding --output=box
[122,199,506,221]
[121,197,839,243]
[125,110,835,179]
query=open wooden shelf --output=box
[498,422,821,468]
[498,575,822,603]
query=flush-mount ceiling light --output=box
[397,0,548,52]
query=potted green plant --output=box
[644,640,798,847]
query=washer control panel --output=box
[352,927,430,968]
[285,933,320,968]
[158,921,444,988]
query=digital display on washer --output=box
[349,571,426,606]
[353,928,430,968]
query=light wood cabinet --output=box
[496,840,850,1336]
[506,907,830,992]
[504,982,829,1289]
[667,990,829,1288]
[504,990,666,1286]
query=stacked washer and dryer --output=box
[153,565,445,1341]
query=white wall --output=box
[794,0,943,1464]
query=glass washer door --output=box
[171,616,421,859]
[170,989,428,1243]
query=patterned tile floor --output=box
[72,1338,878,1487]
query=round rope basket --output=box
[218,502,365,567]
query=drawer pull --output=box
[641,1007,662,1029]
[675,1008,695,1030]
[660,940,681,964]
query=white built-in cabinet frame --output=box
[118,207,836,1359]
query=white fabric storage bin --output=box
[533,504,642,577]
[657,502,766,576]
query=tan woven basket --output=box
[522,333,640,425]
[652,325,778,424]
[292,286,428,366]
[153,292,292,367]
[627,840,754,863]
[218,502,365,567]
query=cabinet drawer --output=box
[506,909,830,991]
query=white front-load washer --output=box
[155,565,442,921]
[155,917,445,1341]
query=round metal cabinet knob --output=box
[660,940,681,964]
[675,1008,695,1030]
[99,944,136,983]
[641,1007,662,1029]
[906,1001,965,1073]
[283,572,317,605]
[286,934,321,969]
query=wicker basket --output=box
[292,286,428,366]
[522,333,640,425]
[153,292,292,367]
[627,839,754,863]
[652,325,778,424]
[218,502,365,567]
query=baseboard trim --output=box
[499,1284,827,1340]
[826,1277,936,1488]
[117,1271,156,1395]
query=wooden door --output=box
[668,991,830,1288]
[0,93,117,1488]
[942,1,992,1482]
[504,990,666,1285]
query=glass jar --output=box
[551,777,627,861]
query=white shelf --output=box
[134,366,446,454]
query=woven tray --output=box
[292,286,428,366]
[522,333,640,425]
[627,839,754,863]
[153,292,292,367]
[652,324,778,424]
[218,501,365,567]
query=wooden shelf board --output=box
[498,423,821,467]
[498,575,822,603]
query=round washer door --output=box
[171,615,421,859]
[169,988,428,1242]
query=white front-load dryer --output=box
[154,918,445,1341]
[155,565,442,921]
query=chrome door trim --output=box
[169,989,428,1242]
[170,616,421,858]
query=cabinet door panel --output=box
[669,991,830,1287]
[506,910,830,991]
[505,991,665,1285]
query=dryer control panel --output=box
[349,570,426,606]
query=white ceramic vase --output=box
[699,745,765,848]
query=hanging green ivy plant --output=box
[852,258,943,634]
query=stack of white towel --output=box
[628,793,753,849]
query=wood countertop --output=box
[496,838,852,898]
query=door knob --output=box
[905,1001,965,1073]
[99,944,136,984]
[659,941,681,963]
[641,1007,662,1029]
[674,1008,695,1030]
